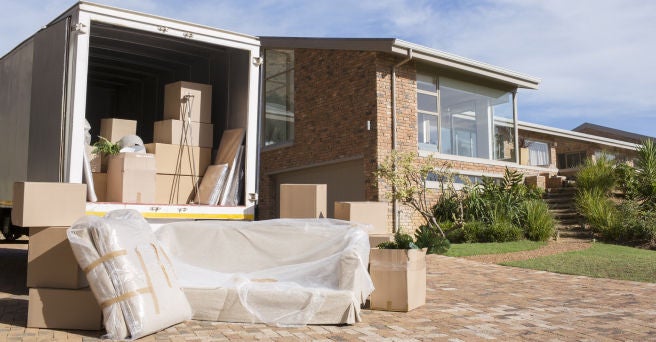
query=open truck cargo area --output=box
[0,1,262,225]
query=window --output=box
[557,151,586,169]
[263,49,294,147]
[525,140,550,166]
[416,71,516,162]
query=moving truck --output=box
[0,2,262,239]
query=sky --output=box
[1,0,655,137]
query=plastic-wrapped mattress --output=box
[155,219,374,326]
[68,210,192,340]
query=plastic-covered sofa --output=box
[155,219,374,326]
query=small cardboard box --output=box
[156,174,202,204]
[92,172,107,202]
[27,287,102,330]
[27,227,87,289]
[145,143,211,176]
[334,201,389,234]
[99,118,137,143]
[12,182,87,227]
[154,119,214,148]
[163,81,212,123]
[369,248,427,312]
[280,184,327,219]
[107,153,156,203]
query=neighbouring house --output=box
[256,37,642,232]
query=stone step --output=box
[558,230,591,239]
[547,202,575,210]
[544,196,574,204]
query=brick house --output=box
[256,37,640,232]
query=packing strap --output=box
[100,287,151,309]
[135,248,160,314]
[83,249,128,274]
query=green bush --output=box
[414,225,451,254]
[461,221,487,243]
[485,219,524,242]
[614,201,656,247]
[576,154,616,194]
[635,139,656,209]
[521,199,556,241]
[575,189,618,236]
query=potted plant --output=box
[91,136,120,172]
[369,230,449,312]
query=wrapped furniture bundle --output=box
[155,219,374,326]
[68,210,191,340]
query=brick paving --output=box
[1,239,656,341]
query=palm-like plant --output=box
[635,139,656,209]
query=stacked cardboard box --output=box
[334,201,393,247]
[280,184,327,218]
[13,182,103,330]
[149,81,214,204]
[106,152,157,203]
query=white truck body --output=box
[0,2,262,220]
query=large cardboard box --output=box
[145,143,211,176]
[107,153,156,203]
[334,201,389,234]
[280,184,327,219]
[92,172,107,202]
[99,118,137,143]
[163,81,212,123]
[27,288,102,330]
[156,174,202,204]
[154,119,214,148]
[27,227,87,289]
[12,182,87,227]
[369,248,426,312]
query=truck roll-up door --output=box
[27,17,71,182]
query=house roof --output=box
[259,37,540,90]
[572,122,655,144]
[519,121,638,150]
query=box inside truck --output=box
[84,21,251,206]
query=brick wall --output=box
[258,49,379,219]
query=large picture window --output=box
[417,71,516,162]
[264,49,294,147]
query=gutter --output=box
[391,48,413,233]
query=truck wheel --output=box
[1,210,23,241]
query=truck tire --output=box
[0,209,23,241]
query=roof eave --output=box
[519,121,639,150]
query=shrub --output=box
[615,162,639,200]
[485,219,524,242]
[576,154,616,194]
[614,201,656,247]
[575,188,618,236]
[414,225,451,254]
[377,231,419,250]
[521,199,556,241]
[635,139,656,209]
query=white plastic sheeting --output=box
[155,219,374,326]
[67,210,192,340]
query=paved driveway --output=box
[1,241,655,341]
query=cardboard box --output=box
[85,145,105,173]
[145,143,211,176]
[27,227,87,289]
[27,287,102,330]
[280,184,327,219]
[369,248,426,312]
[154,119,214,148]
[12,182,87,227]
[107,153,156,203]
[99,118,137,143]
[156,174,202,204]
[92,172,107,202]
[334,201,389,234]
[369,234,394,248]
[163,81,212,123]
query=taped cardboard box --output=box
[369,248,426,312]
[27,287,102,330]
[99,118,137,143]
[92,173,107,202]
[280,184,327,219]
[12,182,87,227]
[107,153,156,203]
[154,119,214,148]
[27,227,88,289]
[163,81,212,123]
[156,174,202,204]
[334,201,389,234]
[145,143,211,176]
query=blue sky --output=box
[2,0,655,137]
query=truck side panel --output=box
[0,41,34,202]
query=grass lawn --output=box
[445,240,547,257]
[502,243,656,283]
